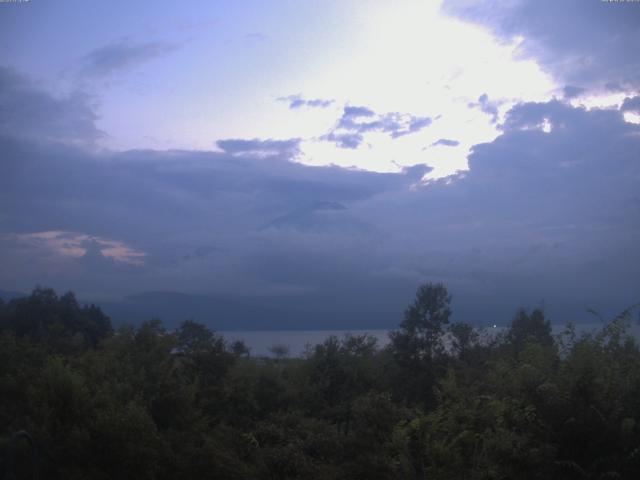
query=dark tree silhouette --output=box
[389,282,452,407]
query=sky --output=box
[1,0,639,326]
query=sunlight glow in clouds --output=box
[67,0,558,179]
[569,92,631,110]
[7,231,146,266]
[624,111,640,125]
[1,0,638,322]
[245,0,557,176]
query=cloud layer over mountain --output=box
[1,64,638,326]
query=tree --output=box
[448,322,478,358]
[506,308,553,354]
[174,320,234,417]
[268,344,290,361]
[389,282,452,406]
[0,288,112,350]
[230,339,250,357]
[393,283,452,357]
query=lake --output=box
[219,322,640,357]
[218,329,391,357]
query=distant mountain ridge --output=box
[1,287,399,331]
[261,201,371,233]
[0,289,27,302]
[98,290,398,331]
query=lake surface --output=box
[219,322,640,357]
[218,329,391,357]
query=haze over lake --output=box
[222,322,640,357]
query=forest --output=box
[1,284,639,479]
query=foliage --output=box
[388,282,452,407]
[1,285,639,479]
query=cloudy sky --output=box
[1,0,639,326]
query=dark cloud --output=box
[341,106,376,120]
[77,39,177,79]
[443,0,640,90]
[605,81,624,93]
[468,93,500,123]
[81,239,123,271]
[621,96,640,114]
[563,85,586,99]
[474,100,640,201]
[431,138,460,147]
[278,94,334,109]
[359,100,640,320]
[0,66,103,145]
[215,138,301,158]
[183,245,220,261]
[321,132,363,149]
[1,69,639,325]
[324,105,432,149]
[394,117,432,138]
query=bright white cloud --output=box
[624,111,640,125]
[239,0,557,176]
[80,0,558,177]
